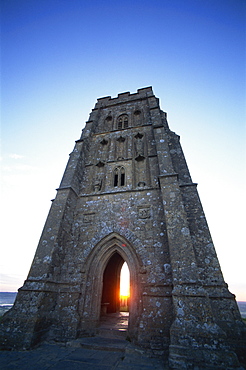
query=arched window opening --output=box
[114,168,118,187]
[124,117,128,128]
[121,171,125,186]
[120,262,130,312]
[114,166,125,187]
[118,118,122,130]
[117,114,128,130]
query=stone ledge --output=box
[179,182,198,188]
[93,122,152,136]
[159,173,178,178]
[56,186,78,196]
[79,186,161,198]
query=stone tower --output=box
[1,87,245,368]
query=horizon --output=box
[1,1,245,301]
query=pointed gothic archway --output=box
[101,251,125,314]
[77,232,142,341]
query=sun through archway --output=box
[120,262,130,311]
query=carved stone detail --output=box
[93,176,102,191]
[83,213,95,224]
[138,206,150,219]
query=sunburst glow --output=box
[120,262,130,298]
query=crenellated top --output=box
[95,86,154,109]
[81,87,162,139]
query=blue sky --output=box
[1,0,245,300]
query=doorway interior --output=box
[100,252,130,333]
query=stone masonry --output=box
[1,87,245,368]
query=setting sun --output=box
[120,262,130,298]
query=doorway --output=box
[120,262,130,312]
[81,233,139,340]
[101,252,128,313]
[100,252,130,335]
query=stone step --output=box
[97,327,128,339]
[77,335,129,352]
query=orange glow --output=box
[120,262,130,298]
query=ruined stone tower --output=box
[1,87,245,368]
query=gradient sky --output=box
[1,0,245,300]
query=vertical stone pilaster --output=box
[159,172,240,368]
[159,173,198,283]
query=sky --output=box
[1,0,245,301]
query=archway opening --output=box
[100,252,130,335]
[101,252,130,315]
[120,262,130,312]
[101,252,124,314]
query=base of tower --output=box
[168,344,242,369]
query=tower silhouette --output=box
[1,87,245,368]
